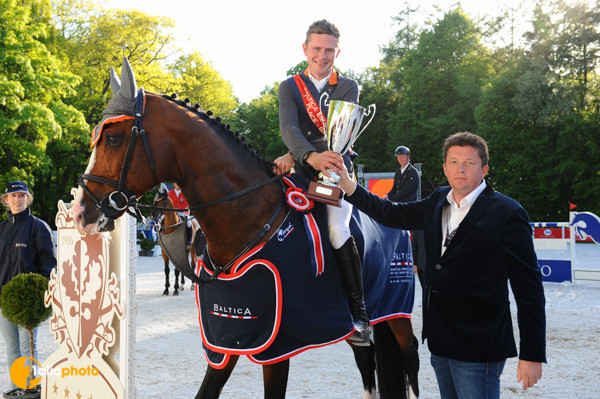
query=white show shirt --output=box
[441,180,486,256]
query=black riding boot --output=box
[186,225,193,247]
[335,236,370,346]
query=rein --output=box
[139,174,285,214]
[204,200,284,280]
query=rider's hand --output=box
[273,153,294,175]
[306,151,343,178]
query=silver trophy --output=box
[306,94,376,206]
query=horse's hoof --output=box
[173,290,179,296]
[163,289,169,295]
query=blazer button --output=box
[307,131,312,136]
[435,264,442,270]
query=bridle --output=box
[78,88,158,222]
[78,89,284,220]
[77,89,286,279]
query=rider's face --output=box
[303,34,340,80]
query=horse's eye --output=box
[106,134,122,146]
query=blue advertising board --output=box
[538,259,571,283]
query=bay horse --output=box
[71,57,418,398]
[151,184,200,296]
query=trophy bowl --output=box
[306,97,376,207]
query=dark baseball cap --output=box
[5,181,30,195]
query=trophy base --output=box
[306,181,343,207]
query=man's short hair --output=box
[443,132,489,166]
[305,19,340,46]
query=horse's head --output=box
[150,183,170,223]
[572,212,600,244]
[72,57,161,233]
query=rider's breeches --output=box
[327,199,353,250]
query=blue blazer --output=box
[346,181,546,363]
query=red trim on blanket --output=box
[196,258,283,358]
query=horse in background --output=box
[151,184,200,296]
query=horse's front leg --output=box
[163,254,170,295]
[196,355,239,399]
[263,359,289,399]
[173,267,180,296]
[387,319,420,398]
[347,340,377,399]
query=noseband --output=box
[78,88,159,221]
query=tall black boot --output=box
[335,236,370,346]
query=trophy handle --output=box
[356,104,376,139]
[320,92,330,107]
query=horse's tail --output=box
[373,322,419,399]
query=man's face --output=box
[303,33,340,80]
[396,154,409,168]
[443,145,489,201]
[4,193,29,214]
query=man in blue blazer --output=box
[333,132,546,399]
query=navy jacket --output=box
[386,163,419,203]
[279,71,359,178]
[0,209,57,295]
[346,181,546,363]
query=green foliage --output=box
[0,273,52,331]
[167,52,239,120]
[52,3,179,125]
[139,237,156,251]
[0,0,89,226]
[236,84,287,161]
[385,10,493,187]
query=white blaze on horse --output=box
[71,57,419,399]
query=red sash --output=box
[292,74,328,135]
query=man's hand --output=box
[517,360,542,390]
[273,153,294,175]
[330,158,357,195]
[305,151,343,177]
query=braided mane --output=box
[160,93,277,177]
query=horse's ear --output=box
[158,183,168,194]
[118,56,138,101]
[109,67,121,96]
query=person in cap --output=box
[384,146,425,286]
[273,19,370,345]
[0,181,57,388]
[384,146,419,203]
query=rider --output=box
[168,183,189,217]
[168,183,195,246]
[274,19,370,346]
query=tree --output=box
[0,0,88,225]
[389,9,493,186]
[236,84,286,161]
[166,52,238,121]
[475,0,600,220]
[51,1,180,125]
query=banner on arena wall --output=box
[538,259,572,283]
[367,179,393,198]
